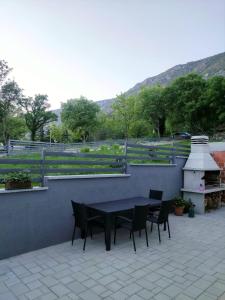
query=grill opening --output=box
[202,171,221,188]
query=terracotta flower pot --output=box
[5,181,32,190]
[175,206,185,216]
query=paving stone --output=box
[107,281,123,292]
[154,293,172,300]
[38,293,58,300]
[137,289,154,299]
[121,283,142,296]
[91,284,107,295]
[25,288,43,300]
[183,285,203,298]
[0,291,18,300]
[40,276,58,287]
[0,282,9,294]
[50,284,70,297]
[67,281,86,294]
[111,291,128,300]
[163,285,183,298]
[9,282,29,296]
[129,295,143,300]
[79,290,101,300]
[98,274,116,285]
[175,294,193,300]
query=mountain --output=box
[97,52,225,112]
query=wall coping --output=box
[0,187,48,194]
[45,174,131,180]
[129,163,177,167]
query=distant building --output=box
[51,109,62,125]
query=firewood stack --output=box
[221,191,225,204]
[205,192,221,210]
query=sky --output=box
[0,0,225,109]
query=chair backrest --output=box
[71,201,88,229]
[132,205,148,231]
[149,189,163,201]
[157,201,173,224]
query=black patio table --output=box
[87,197,161,251]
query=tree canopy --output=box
[61,97,100,142]
[19,94,57,141]
[0,60,24,144]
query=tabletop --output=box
[87,197,161,213]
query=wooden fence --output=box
[0,151,127,186]
[7,137,175,155]
[0,142,190,186]
[125,142,190,163]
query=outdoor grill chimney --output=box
[183,135,220,171]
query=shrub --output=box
[5,171,31,183]
[173,196,187,207]
[80,147,90,153]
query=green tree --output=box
[137,85,166,137]
[0,60,23,144]
[112,94,137,139]
[0,116,27,141]
[61,97,100,142]
[202,76,225,133]
[49,124,70,143]
[95,112,124,140]
[20,94,57,141]
[164,73,207,134]
[0,60,11,84]
[129,120,151,138]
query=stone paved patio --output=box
[1,208,225,300]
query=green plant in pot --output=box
[173,197,187,216]
[5,171,32,190]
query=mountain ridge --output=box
[97,51,225,112]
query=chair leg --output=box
[167,221,171,239]
[72,223,76,245]
[145,227,149,247]
[83,231,87,251]
[89,226,93,239]
[114,226,117,245]
[131,231,136,252]
[151,222,153,232]
[139,230,142,237]
[157,224,161,243]
[163,221,166,231]
[129,231,131,239]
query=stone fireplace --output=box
[181,136,225,214]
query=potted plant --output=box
[173,197,187,216]
[5,171,32,190]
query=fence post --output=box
[171,140,175,164]
[123,139,128,174]
[41,150,45,186]
[7,139,11,156]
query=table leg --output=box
[105,213,111,251]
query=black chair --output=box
[147,200,172,243]
[148,189,163,221]
[114,205,149,252]
[71,201,104,251]
[149,189,163,201]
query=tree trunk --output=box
[159,117,166,137]
[31,130,36,141]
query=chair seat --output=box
[147,214,158,223]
